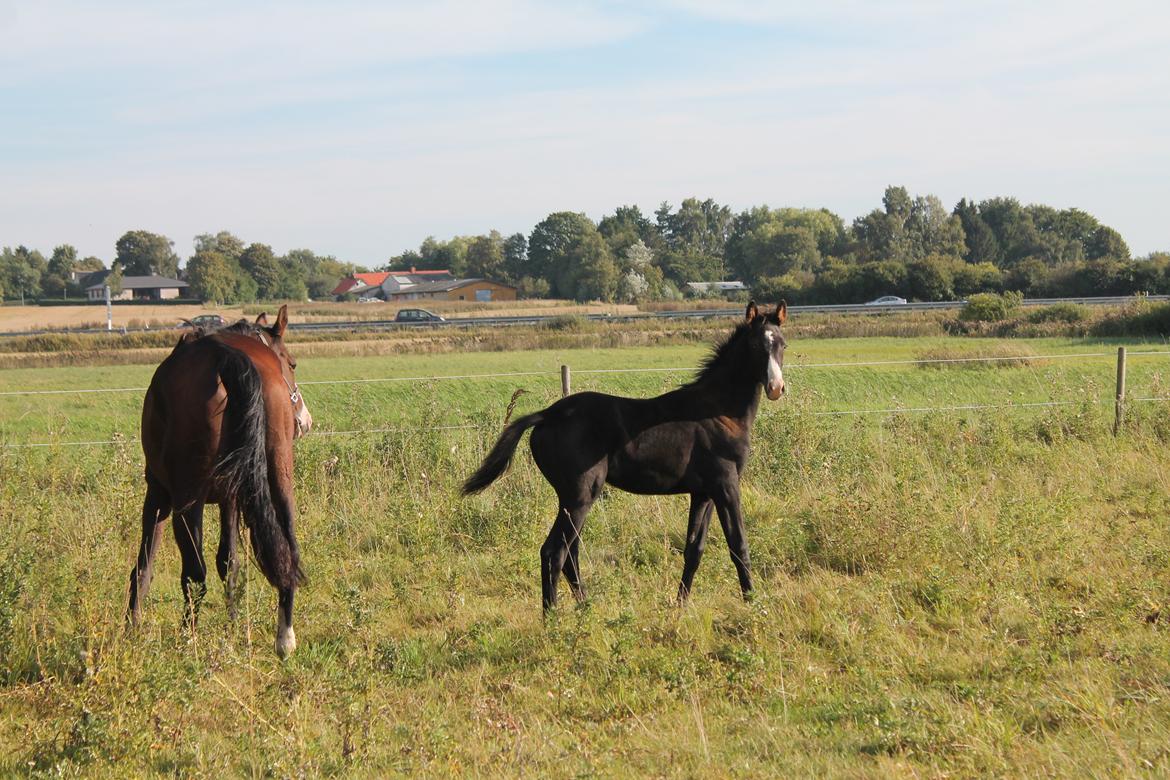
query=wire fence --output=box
[3,349,1170,397]
[2,348,1169,449]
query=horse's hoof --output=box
[275,626,297,659]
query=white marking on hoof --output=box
[275,615,297,659]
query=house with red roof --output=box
[330,268,455,300]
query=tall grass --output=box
[1,339,1169,775]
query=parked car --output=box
[179,314,227,330]
[865,295,908,306]
[394,308,445,323]
[357,296,383,303]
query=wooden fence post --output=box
[1113,346,1126,436]
[561,364,571,397]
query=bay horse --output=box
[127,305,313,658]
[464,301,788,611]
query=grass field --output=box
[3,334,1170,776]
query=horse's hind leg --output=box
[276,587,296,660]
[541,502,590,612]
[216,499,242,620]
[272,477,300,659]
[677,494,714,603]
[173,503,208,629]
[562,525,587,605]
[128,476,171,625]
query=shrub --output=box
[959,292,1022,322]
[1091,300,1170,337]
[544,314,587,332]
[1026,303,1089,324]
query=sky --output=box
[1,0,1167,266]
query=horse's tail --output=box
[215,343,302,589]
[462,412,543,495]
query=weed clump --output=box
[1026,303,1089,324]
[915,342,1041,369]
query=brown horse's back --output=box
[142,333,294,504]
[141,339,226,505]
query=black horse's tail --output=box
[462,412,544,495]
[215,343,302,589]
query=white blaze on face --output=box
[764,330,784,400]
[295,397,313,437]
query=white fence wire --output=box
[2,348,1169,448]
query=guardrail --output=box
[1,295,1166,338]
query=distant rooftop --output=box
[85,273,188,291]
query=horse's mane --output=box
[685,320,752,388]
[218,319,263,337]
[173,318,264,350]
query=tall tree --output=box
[465,231,506,279]
[0,246,46,302]
[656,198,733,282]
[905,194,966,260]
[726,206,834,282]
[953,198,1000,265]
[239,243,282,299]
[569,229,619,302]
[502,232,528,282]
[528,212,598,298]
[599,205,659,255]
[1086,225,1130,260]
[186,250,236,303]
[115,230,180,277]
[194,231,245,263]
[44,244,79,297]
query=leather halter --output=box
[256,328,302,409]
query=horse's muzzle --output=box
[765,380,786,401]
[294,405,313,438]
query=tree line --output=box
[0,231,359,304]
[387,187,1162,304]
[2,186,1164,305]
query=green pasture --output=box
[3,336,1170,442]
[2,335,1170,776]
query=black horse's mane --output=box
[687,320,753,387]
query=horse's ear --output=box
[745,300,759,322]
[255,312,269,326]
[275,304,289,337]
[776,300,787,325]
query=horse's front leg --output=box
[272,474,300,659]
[713,485,752,599]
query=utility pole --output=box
[105,285,113,331]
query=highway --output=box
[1,295,1165,338]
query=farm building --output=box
[331,269,455,300]
[85,273,190,301]
[385,278,517,303]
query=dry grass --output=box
[0,303,247,332]
[915,342,1045,369]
